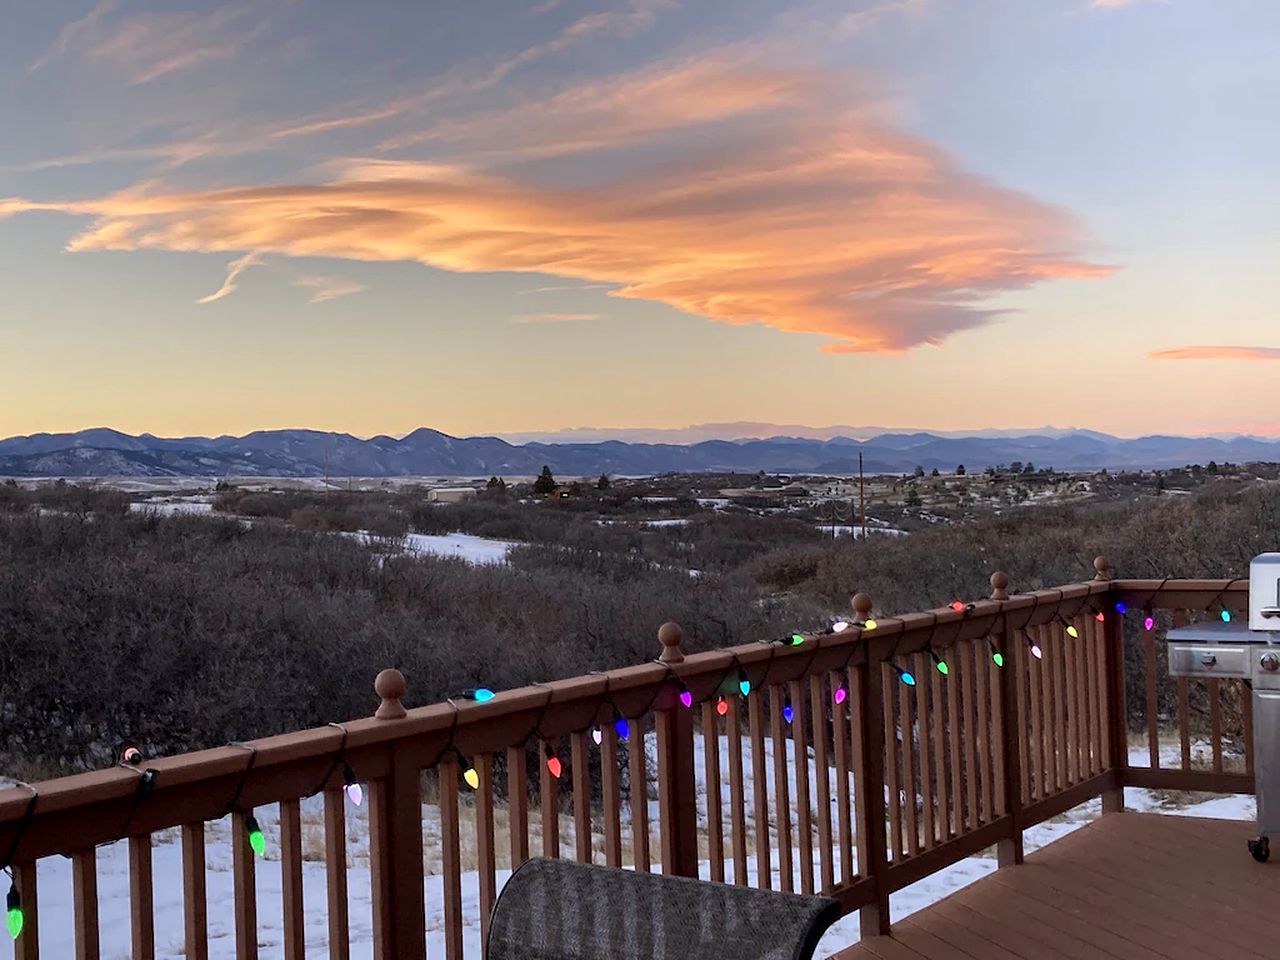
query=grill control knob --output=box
[1261,653,1280,672]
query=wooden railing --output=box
[0,559,1253,959]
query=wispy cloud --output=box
[292,275,366,304]
[519,283,613,294]
[29,1,264,84]
[196,251,263,304]
[1090,0,1164,8]
[1149,346,1280,361]
[513,312,606,324]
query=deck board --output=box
[832,814,1274,960]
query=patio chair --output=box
[487,857,843,960]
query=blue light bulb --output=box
[614,716,630,739]
[782,703,794,724]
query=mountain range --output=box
[1,427,1278,478]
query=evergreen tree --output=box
[930,467,940,477]
[597,473,611,490]
[955,464,966,476]
[905,486,922,507]
[913,465,925,478]
[533,465,556,495]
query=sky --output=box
[1,0,1277,440]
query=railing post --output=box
[1094,557,1127,813]
[368,669,426,960]
[655,622,699,877]
[851,593,891,937]
[992,572,1024,867]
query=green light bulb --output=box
[789,634,804,646]
[738,669,751,696]
[992,651,1004,668]
[246,815,266,856]
[6,885,22,940]
[1220,609,1232,623]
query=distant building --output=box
[427,487,478,503]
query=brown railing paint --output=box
[0,570,1256,958]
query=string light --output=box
[863,619,878,630]
[342,763,363,806]
[832,681,848,705]
[950,600,966,612]
[788,633,805,646]
[462,687,496,703]
[1095,611,1106,622]
[454,751,479,790]
[6,881,21,940]
[738,670,751,696]
[1115,601,1127,614]
[1143,611,1155,632]
[716,697,729,716]
[892,664,916,686]
[1025,631,1043,660]
[120,744,142,765]
[832,620,851,633]
[1059,616,1079,639]
[988,639,1004,668]
[930,651,949,675]
[245,814,266,856]
[543,743,562,779]
[677,681,693,709]
[1220,608,1232,623]
[591,726,603,745]
[782,700,794,724]
[613,708,630,740]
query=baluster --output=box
[322,790,349,960]
[770,684,794,891]
[475,754,498,950]
[702,698,725,882]
[809,674,834,891]
[129,835,155,960]
[181,824,208,960]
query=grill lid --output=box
[1166,620,1280,645]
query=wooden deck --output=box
[838,813,1276,960]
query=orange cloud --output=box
[0,54,1110,352]
[1148,346,1280,361]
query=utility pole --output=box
[859,452,867,540]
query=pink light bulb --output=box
[1144,615,1154,631]
[679,689,693,708]
[346,782,363,806]
[833,685,848,705]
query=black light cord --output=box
[222,742,258,817]
[307,722,350,797]
[0,784,37,872]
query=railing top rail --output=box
[0,575,1249,861]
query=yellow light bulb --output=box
[463,767,479,790]
[863,618,877,630]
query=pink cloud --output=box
[1148,346,1280,361]
[1,54,1110,352]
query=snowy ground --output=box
[129,499,215,516]
[815,524,909,538]
[6,736,1255,960]
[345,530,517,565]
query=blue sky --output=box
[1,0,1276,439]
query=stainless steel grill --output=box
[1167,552,1280,862]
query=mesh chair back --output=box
[487,857,842,960]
